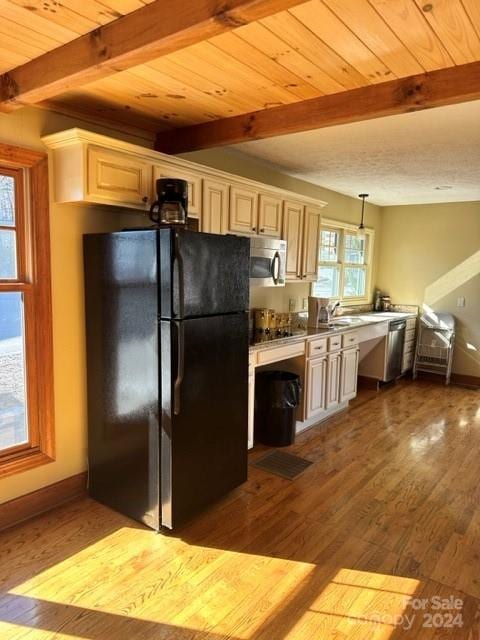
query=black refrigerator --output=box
[84,228,250,531]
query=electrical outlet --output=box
[302,298,308,310]
[289,298,296,312]
[457,296,465,307]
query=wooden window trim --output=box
[0,143,54,478]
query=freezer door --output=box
[160,312,248,529]
[159,228,250,318]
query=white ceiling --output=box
[228,100,480,207]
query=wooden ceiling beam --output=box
[0,0,307,111]
[155,61,480,153]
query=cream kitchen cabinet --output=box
[153,164,202,217]
[302,206,322,281]
[228,184,258,234]
[283,200,304,279]
[326,352,342,410]
[87,146,153,209]
[340,347,359,402]
[202,178,229,234]
[43,129,327,229]
[282,201,321,282]
[305,356,327,420]
[228,188,283,237]
[258,194,283,237]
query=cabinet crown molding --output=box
[42,128,328,209]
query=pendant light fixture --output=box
[357,193,369,240]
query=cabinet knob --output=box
[260,228,265,233]
[252,227,256,232]
[142,196,149,203]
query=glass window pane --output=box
[0,230,17,279]
[344,233,365,264]
[343,267,366,298]
[0,292,28,450]
[319,229,339,263]
[313,266,340,297]
[0,175,15,226]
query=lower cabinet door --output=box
[306,356,327,419]
[340,347,359,402]
[326,352,341,409]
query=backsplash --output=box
[249,282,310,313]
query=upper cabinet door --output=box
[87,146,152,209]
[302,206,322,281]
[202,179,229,234]
[258,193,282,237]
[282,200,304,280]
[153,165,202,217]
[229,185,258,235]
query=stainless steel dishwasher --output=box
[385,319,406,381]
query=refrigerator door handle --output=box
[271,251,280,285]
[173,233,185,318]
[173,321,185,415]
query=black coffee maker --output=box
[149,178,188,226]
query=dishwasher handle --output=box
[389,320,406,331]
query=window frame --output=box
[0,144,54,478]
[312,217,374,304]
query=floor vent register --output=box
[251,450,313,480]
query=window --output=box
[312,221,373,302]
[0,145,54,478]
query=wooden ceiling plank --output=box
[0,16,60,51]
[187,41,302,105]
[368,0,454,71]
[0,2,79,43]
[290,0,393,83]
[55,0,126,25]
[0,48,29,69]
[0,26,46,59]
[75,86,201,127]
[323,0,425,76]
[412,0,480,64]
[82,73,213,125]
[99,0,148,12]
[147,56,270,114]
[154,60,480,153]
[236,22,340,94]
[127,63,245,119]
[0,0,309,110]
[7,0,99,34]
[209,31,321,100]
[461,0,480,40]
[259,12,370,89]
[167,45,290,112]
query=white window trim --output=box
[312,217,375,304]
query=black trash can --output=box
[255,370,301,447]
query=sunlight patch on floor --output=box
[283,568,420,639]
[6,525,317,639]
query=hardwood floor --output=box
[1,380,480,639]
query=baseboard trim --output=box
[451,373,480,388]
[415,371,480,388]
[0,471,87,532]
